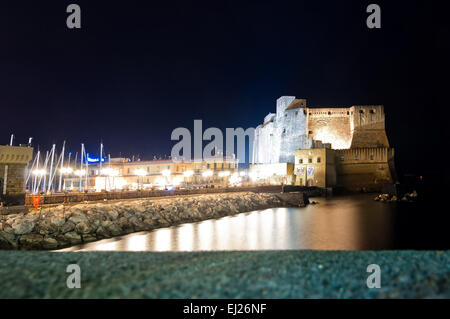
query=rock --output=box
[107,210,119,220]
[105,223,122,236]
[50,216,65,227]
[118,217,128,228]
[142,218,155,228]
[12,219,35,235]
[1,191,317,250]
[19,233,43,249]
[60,221,76,233]
[75,222,91,234]
[64,231,82,244]
[69,215,89,224]
[42,237,59,249]
[82,235,97,243]
[390,195,398,202]
[55,234,69,247]
[36,219,58,235]
[0,230,18,249]
[96,226,110,238]
[129,217,146,231]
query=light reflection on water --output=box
[58,195,397,252]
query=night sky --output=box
[0,1,447,180]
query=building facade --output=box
[63,156,240,191]
[253,96,391,163]
[0,145,33,206]
[252,96,396,191]
[294,147,395,191]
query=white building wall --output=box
[252,96,310,164]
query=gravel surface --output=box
[0,250,448,298]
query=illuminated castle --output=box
[251,96,396,191]
[252,96,390,164]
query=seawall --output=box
[0,191,308,250]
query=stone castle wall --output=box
[349,105,390,148]
[306,108,352,149]
[335,148,395,191]
[0,164,28,206]
[0,164,27,194]
[0,146,33,206]
[252,97,391,165]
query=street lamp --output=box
[202,170,213,187]
[32,169,46,176]
[162,169,171,177]
[74,169,85,176]
[101,168,119,190]
[183,170,194,187]
[60,167,73,175]
[134,169,147,190]
[183,170,193,177]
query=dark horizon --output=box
[1,1,447,180]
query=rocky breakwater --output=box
[0,191,308,250]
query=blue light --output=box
[86,156,105,163]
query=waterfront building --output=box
[63,156,240,191]
[251,96,396,191]
[0,145,33,206]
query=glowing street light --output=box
[162,169,171,177]
[60,167,73,174]
[32,169,46,176]
[218,170,230,177]
[249,171,258,180]
[102,168,119,176]
[134,169,147,190]
[202,170,213,178]
[134,169,147,177]
[74,169,85,176]
[230,172,242,185]
[183,170,194,178]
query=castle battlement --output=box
[253,96,391,163]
